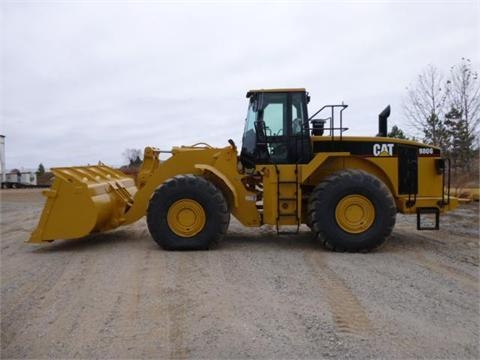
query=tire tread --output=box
[308,169,396,252]
[147,175,229,250]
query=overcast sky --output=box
[1,0,479,170]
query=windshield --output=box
[241,100,257,157]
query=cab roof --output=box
[246,88,306,98]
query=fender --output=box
[195,164,239,208]
[301,152,351,182]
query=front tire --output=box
[308,169,396,252]
[147,175,230,250]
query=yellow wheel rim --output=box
[335,195,375,234]
[167,199,206,237]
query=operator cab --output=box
[240,88,312,168]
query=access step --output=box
[416,207,440,230]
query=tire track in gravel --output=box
[306,252,372,337]
[216,248,262,343]
[88,247,148,358]
[34,252,102,357]
[1,251,99,358]
[305,252,429,359]
[412,251,479,290]
[205,251,238,324]
[392,225,479,267]
[215,244,304,357]
[1,253,70,350]
[388,239,478,292]
[377,331,431,359]
[179,250,250,358]
[91,243,169,359]
[166,254,190,360]
[117,245,169,358]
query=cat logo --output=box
[373,143,394,157]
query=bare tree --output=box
[445,58,480,173]
[123,148,143,167]
[403,64,450,152]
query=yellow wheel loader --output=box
[29,88,458,252]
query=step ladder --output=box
[275,164,300,235]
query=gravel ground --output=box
[1,189,479,359]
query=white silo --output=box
[0,135,5,183]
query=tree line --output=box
[392,58,479,180]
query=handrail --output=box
[308,104,349,140]
[189,142,213,148]
[308,104,348,121]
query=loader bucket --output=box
[28,165,138,243]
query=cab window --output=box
[291,93,306,135]
[261,93,287,136]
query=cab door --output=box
[240,91,311,167]
[260,92,289,163]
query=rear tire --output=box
[147,175,230,250]
[308,169,396,252]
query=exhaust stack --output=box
[377,105,391,137]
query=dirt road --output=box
[1,189,479,359]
